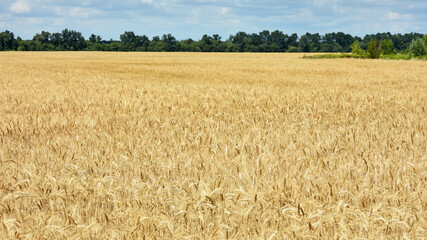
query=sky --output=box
[1,0,426,40]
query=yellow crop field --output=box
[0,52,426,239]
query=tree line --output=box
[0,29,425,53]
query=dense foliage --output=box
[350,40,364,55]
[367,38,382,59]
[381,39,396,55]
[409,38,427,57]
[0,29,425,54]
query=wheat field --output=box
[0,52,426,239]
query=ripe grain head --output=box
[0,52,426,239]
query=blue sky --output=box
[1,0,426,40]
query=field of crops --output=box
[0,52,426,239]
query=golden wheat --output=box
[0,52,426,239]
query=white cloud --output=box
[332,5,350,14]
[313,0,331,7]
[10,1,30,14]
[387,11,412,21]
[17,17,42,25]
[52,6,65,15]
[140,0,169,9]
[227,19,241,25]
[53,18,65,27]
[157,2,167,8]
[285,9,316,23]
[387,11,399,20]
[220,7,229,14]
[2,0,426,40]
[70,7,102,18]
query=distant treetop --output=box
[0,29,425,53]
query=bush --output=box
[367,38,381,59]
[351,40,364,55]
[409,38,427,57]
[381,53,411,60]
[305,53,353,59]
[288,46,299,52]
[381,39,396,55]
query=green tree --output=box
[288,46,299,52]
[135,35,149,51]
[61,29,86,50]
[109,41,122,51]
[120,32,150,51]
[381,39,396,55]
[287,33,298,49]
[17,40,31,51]
[333,32,354,52]
[86,34,105,51]
[33,31,51,44]
[298,35,310,52]
[197,34,223,52]
[409,38,426,57]
[32,31,57,51]
[212,34,221,41]
[259,30,270,44]
[161,34,177,51]
[270,30,287,51]
[307,33,321,52]
[89,34,97,43]
[230,31,249,52]
[148,36,167,51]
[351,40,364,55]
[120,31,137,50]
[50,33,63,49]
[320,33,343,52]
[199,34,213,52]
[179,39,200,52]
[0,30,17,50]
[367,38,381,59]
[424,35,427,48]
[223,40,239,52]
